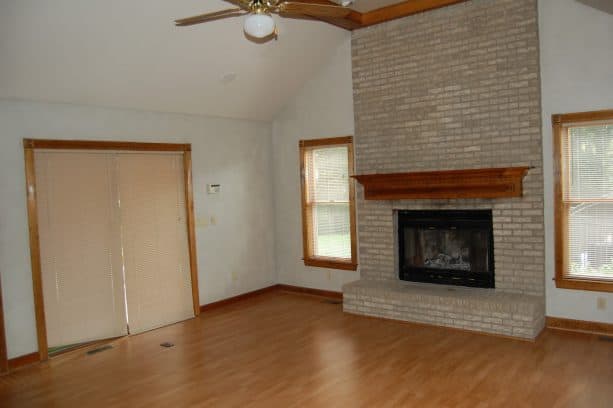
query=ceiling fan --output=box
[174,0,353,39]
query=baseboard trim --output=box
[546,316,613,336]
[199,285,278,312]
[276,284,343,300]
[199,284,343,313]
[8,352,39,371]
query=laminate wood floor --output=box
[1,291,612,407]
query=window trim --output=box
[299,136,358,271]
[553,109,613,293]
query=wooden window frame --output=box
[553,110,613,293]
[299,136,358,271]
[22,139,201,363]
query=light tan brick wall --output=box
[343,280,545,339]
[352,0,544,296]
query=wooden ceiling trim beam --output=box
[278,0,470,30]
[312,15,362,30]
[297,0,471,30]
[359,0,470,27]
[296,0,362,30]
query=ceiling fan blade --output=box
[277,2,351,18]
[175,8,244,26]
[223,0,254,10]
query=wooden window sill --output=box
[304,258,358,271]
[555,277,613,293]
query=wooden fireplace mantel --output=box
[352,167,531,200]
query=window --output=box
[554,109,613,292]
[300,136,357,270]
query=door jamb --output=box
[22,139,200,363]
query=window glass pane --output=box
[313,203,351,259]
[568,202,613,280]
[567,124,613,200]
[310,146,349,203]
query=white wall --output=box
[0,99,276,358]
[540,0,613,322]
[0,0,350,121]
[271,35,359,292]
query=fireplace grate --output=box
[599,336,613,342]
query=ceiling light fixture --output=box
[243,12,276,38]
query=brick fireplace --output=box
[342,0,545,339]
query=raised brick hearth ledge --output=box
[343,280,545,340]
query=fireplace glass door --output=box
[398,210,494,288]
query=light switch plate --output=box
[207,184,221,194]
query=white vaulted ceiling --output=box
[0,0,351,121]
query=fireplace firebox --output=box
[398,210,494,289]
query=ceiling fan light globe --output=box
[243,13,276,38]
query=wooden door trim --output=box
[23,139,191,152]
[7,352,39,371]
[24,146,49,362]
[183,151,200,316]
[22,139,200,364]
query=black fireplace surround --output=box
[398,210,495,289]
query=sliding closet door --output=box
[35,151,128,348]
[117,153,194,334]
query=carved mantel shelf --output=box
[352,167,531,200]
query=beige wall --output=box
[0,99,276,358]
[540,0,613,323]
[271,36,359,291]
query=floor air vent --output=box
[86,345,113,355]
[599,336,613,342]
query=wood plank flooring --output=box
[1,291,612,407]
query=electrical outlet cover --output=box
[597,297,607,310]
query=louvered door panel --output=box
[35,151,128,348]
[117,153,193,334]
